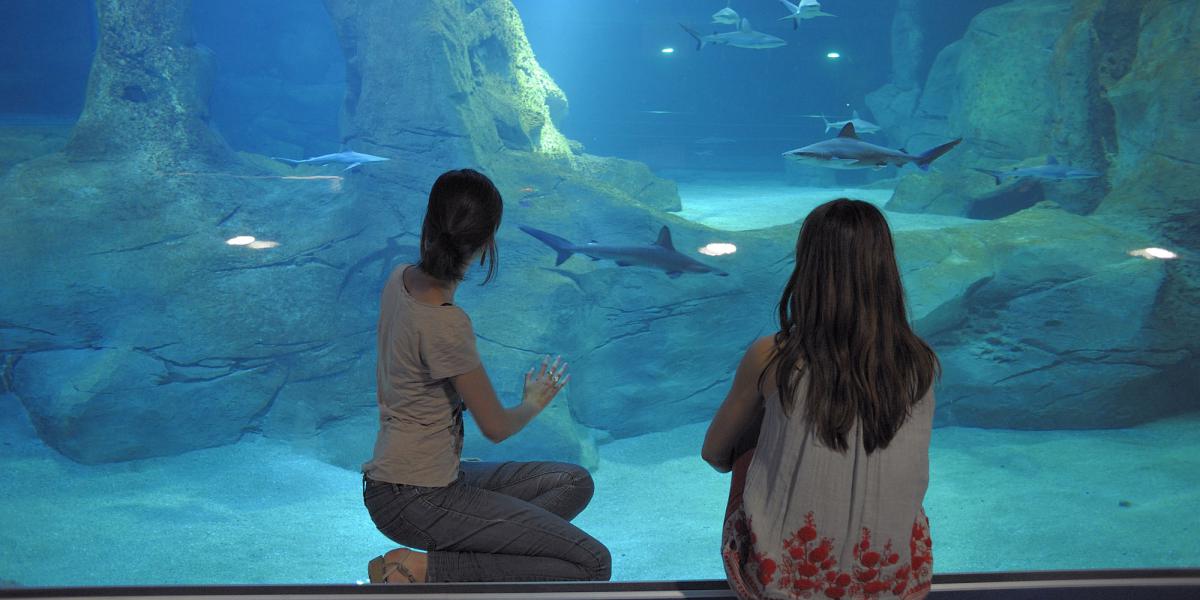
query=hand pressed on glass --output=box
[523,354,569,410]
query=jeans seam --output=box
[415,493,607,574]
[489,469,584,493]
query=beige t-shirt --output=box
[362,264,482,487]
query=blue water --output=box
[0,0,1197,588]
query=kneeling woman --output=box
[363,169,610,583]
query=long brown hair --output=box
[418,168,503,284]
[762,198,939,453]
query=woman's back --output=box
[724,371,935,600]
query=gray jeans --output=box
[363,461,611,582]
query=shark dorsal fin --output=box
[654,226,675,250]
[739,18,752,32]
[837,122,859,139]
[1047,155,1059,165]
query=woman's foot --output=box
[368,548,428,584]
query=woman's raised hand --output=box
[523,355,569,411]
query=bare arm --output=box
[702,335,775,473]
[453,356,568,444]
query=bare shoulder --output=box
[740,334,779,375]
[748,334,779,362]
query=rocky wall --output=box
[867,0,1199,426]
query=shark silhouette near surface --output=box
[712,2,739,25]
[777,0,835,29]
[520,225,729,278]
[680,18,787,50]
[809,110,881,135]
[783,122,961,170]
[271,150,390,171]
[973,156,1102,185]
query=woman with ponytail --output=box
[362,169,610,584]
[703,199,939,600]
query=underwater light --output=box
[826,51,841,59]
[1129,247,1179,260]
[699,242,737,257]
[661,47,675,54]
[226,235,255,246]
[248,240,280,250]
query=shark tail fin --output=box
[680,24,704,50]
[915,138,963,171]
[519,225,575,266]
[972,167,1004,186]
[271,157,303,167]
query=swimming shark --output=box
[681,19,787,50]
[520,225,729,278]
[271,150,390,171]
[807,110,881,135]
[777,0,835,29]
[973,156,1102,185]
[712,2,739,25]
[783,122,961,170]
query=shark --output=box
[973,156,1102,185]
[712,1,740,25]
[809,110,882,135]
[520,225,729,278]
[681,18,787,50]
[271,150,390,171]
[783,122,962,170]
[777,0,835,29]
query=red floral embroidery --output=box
[724,509,933,599]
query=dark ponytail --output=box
[417,168,503,284]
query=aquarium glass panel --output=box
[1,0,1197,588]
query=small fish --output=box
[271,150,390,172]
[712,2,740,25]
[973,156,1102,186]
[519,186,537,194]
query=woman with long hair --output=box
[362,168,610,584]
[703,198,939,600]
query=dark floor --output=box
[2,570,1199,600]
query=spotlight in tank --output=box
[699,242,737,257]
[1128,247,1178,260]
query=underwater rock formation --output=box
[320,0,678,212]
[3,0,1194,469]
[0,0,679,466]
[907,207,1187,428]
[65,0,232,169]
[870,0,1199,428]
